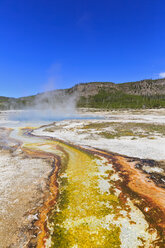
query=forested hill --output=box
[70,78,165,97]
[1,78,165,109]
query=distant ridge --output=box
[0,78,165,109]
[68,78,165,97]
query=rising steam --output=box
[9,89,79,121]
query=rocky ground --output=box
[0,109,165,247]
[34,108,165,161]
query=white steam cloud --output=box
[10,89,78,122]
[9,63,79,122]
[159,72,165,78]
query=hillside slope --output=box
[0,78,165,109]
[69,78,165,97]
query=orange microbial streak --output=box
[115,156,165,230]
[22,147,60,248]
[21,131,165,247]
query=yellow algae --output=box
[47,144,121,248]
[20,131,159,247]
[23,142,65,162]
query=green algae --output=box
[47,144,121,248]
[20,130,162,247]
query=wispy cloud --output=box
[76,12,92,31]
[159,72,165,78]
[77,12,90,26]
[42,63,63,92]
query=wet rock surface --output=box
[0,110,165,247]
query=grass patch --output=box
[100,130,135,139]
[82,122,165,139]
[82,122,111,129]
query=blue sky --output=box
[0,0,165,97]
